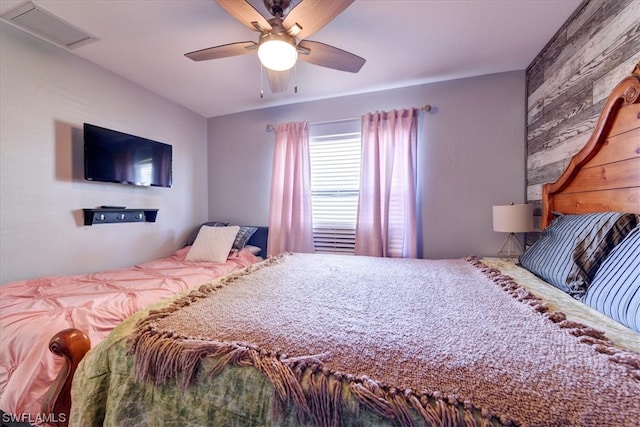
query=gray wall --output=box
[207,71,526,259]
[526,0,640,227]
[0,23,210,284]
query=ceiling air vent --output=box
[1,1,97,49]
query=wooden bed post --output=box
[40,328,90,427]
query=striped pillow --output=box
[232,226,258,250]
[584,225,640,333]
[519,212,638,298]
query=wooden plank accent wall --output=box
[525,0,640,234]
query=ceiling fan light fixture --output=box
[258,34,298,71]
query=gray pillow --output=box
[519,212,638,298]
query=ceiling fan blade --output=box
[215,0,272,32]
[185,41,257,61]
[283,0,354,40]
[266,68,291,93]
[298,40,365,73]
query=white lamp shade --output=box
[493,204,534,233]
[258,37,298,71]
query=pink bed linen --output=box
[0,247,260,419]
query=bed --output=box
[59,71,640,426]
[0,224,268,425]
[5,70,640,426]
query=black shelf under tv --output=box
[83,208,158,226]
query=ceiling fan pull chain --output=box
[260,64,264,98]
[294,63,298,94]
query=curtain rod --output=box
[265,104,432,132]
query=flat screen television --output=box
[84,123,172,188]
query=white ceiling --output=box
[1,0,582,118]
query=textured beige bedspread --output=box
[131,253,640,426]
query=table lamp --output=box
[492,203,534,259]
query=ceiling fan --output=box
[185,0,366,94]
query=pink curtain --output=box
[267,122,315,256]
[355,109,419,258]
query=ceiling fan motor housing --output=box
[264,0,291,17]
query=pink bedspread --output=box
[0,247,259,419]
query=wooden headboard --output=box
[541,69,640,229]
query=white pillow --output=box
[185,225,240,263]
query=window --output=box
[309,125,361,254]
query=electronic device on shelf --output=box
[82,208,158,226]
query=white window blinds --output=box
[309,128,361,254]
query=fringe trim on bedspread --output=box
[128,255,639,427]
[131,327,501,427]
[469,257,640,380]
